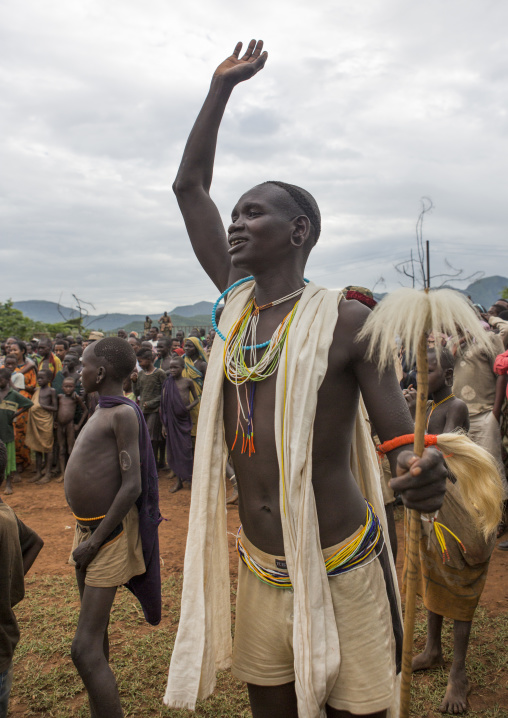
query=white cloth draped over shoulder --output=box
[164,280,401,718]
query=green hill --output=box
[464,275,508,308]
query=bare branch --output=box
[372,276,386,293]
[57,292,69,322]
[84,313,108,329]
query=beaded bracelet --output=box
[376,433,438,457]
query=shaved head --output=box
[261,181,321,243]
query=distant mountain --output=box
[12,300,81,325]
[11,275,507,331]
[171,301,214,317]
[463,275,508,309]
[12,300,214,332]
[373,275,508,308]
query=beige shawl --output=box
[164,280,400,717]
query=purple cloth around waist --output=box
[160,376,193,482]
[98,395,162,625]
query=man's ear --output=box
[290,215,311,248]
[444,367,454,387]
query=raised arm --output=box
[173,40,268,291]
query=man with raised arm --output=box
[164,41,448,718]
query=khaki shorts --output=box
[232,528,396,715]
[69,505,146,588]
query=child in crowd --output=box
[36,338,62,380]
[407,348,496,714]
[65,337,161,718]
[0,439,44,717]
[53,352,82,396]
[170,338,184,357]
[3,356,24,392]
[160,357,199,493]
[132,348,166,468]
[155,338,174,373]
[0,370,33,495]
[122,377,136,402]
[56,377,88,481]
[25,370,57,485]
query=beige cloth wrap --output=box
[25,387,54,453]
[163,280,401,718]
[417,479,495,622]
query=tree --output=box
[57,294,107,333]
[502,287,508,301]
[0,300,37,340]
[0,301,79,341]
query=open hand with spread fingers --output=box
[213,39,268,86]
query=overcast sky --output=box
[1,0,507,315]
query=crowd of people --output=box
[1,289,507,715]
[1,291,508,718]
[2,40,508,718]
[0,324,220,498]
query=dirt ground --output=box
[4,467,508,714]
[6,468,508,609]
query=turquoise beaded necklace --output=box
[211,275,309,350]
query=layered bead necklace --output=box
[218,277,307,456]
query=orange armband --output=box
[376,433,438,457]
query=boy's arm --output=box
[17,518,44,575]
[186,380,199,410]
[74,395,88,430]
[402,386,417,419]
[13,393,33,419]
[72,407,142,572]
[493,374,508,422]
[489,316,508,349]
[173,40,268,292]
[345,301,447,513]
[13,406,30,420]
[143,372,166,409]
[443,402,470,433]
[19,359,36,375]
[40,388,58,413]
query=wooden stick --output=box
[399,331,429,718]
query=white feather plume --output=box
[358,288,495,371]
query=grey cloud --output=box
[1,0,507,314]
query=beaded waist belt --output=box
[236,501,383,589]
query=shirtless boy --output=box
[65,338,146,717]
[167,40,448,717]
[161,357,199,493]
[406,349,488,714]
[56,377,88,480]
[155,338,174,373]
[170,358,198,406]
[26,370,57,484]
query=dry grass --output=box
[10,573,508,716]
